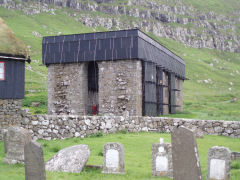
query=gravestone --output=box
[45,144,90,173]
[152,138,173,177]
[171,126,202,180]
[24,141,46,180]
[206,146,231,180]
[102,142,125,174]
[231,152,240,160]
[3,126,31,164]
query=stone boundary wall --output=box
[0,99,26,140]
[19,115,240,140]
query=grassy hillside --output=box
[0,132,240,179]
[0,6,240,120]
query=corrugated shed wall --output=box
[0,60,25,99]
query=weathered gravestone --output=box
[152,138,173,177]
[24,141,46,180]
[171,126,202,180]
[45,144,90,173]
[102,142,125,174]
[231,151,240,160]
[3,126,31,164]
[206,146,231,180]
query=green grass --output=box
[0,132,239,179]
[148,33,240,121]
[0,17,28,57]
[0,6,240,120]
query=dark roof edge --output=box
[0,53,31,63]
[42,28,184,65]
[42,28,139,44]
[137,30,185,65]
[43,28,139,39]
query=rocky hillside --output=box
[1,0,240,52]
[0,1,240,120]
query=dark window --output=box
[0,61,5,80]
[88,62,98,91]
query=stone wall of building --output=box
[0,99,26,140]
[98,60,142,116]
[48,63,88,115]
[19,115,240,140]
[162,71,169,114]
[175,77,183,112]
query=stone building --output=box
[0,18,30,139]
[42,29,185,116]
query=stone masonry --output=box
[98,60,142,116]
[18,115,240,140]
[175,77,183,112]
[48,63,88,115]
[162,71,169,114]
[48,60,142,116]
[0,99,25,140]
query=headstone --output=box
[3,126,31,164]
[152,138,173,177]
[24,141,46,180]
[231,152,240,160]
[171,126,202,180]
[102,142,125,174]
[45,144,90,173]
[206,146,231,180]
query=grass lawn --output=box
[0,132,239,180]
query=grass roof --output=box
[0,18,28,58]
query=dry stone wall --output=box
[19,115,240,140]
[0,99,26,140]
[0,99,239,140]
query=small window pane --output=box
[0,62,5,80]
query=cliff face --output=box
[1,0,240,52]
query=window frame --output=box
[0,61,5,81]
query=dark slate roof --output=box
[42,29,185,79]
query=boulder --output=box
[45,145,90,173]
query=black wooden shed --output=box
[43,29,185,116]
[0,18,30,99]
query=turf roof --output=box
[0,18,28,58]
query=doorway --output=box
[87,61,99,115]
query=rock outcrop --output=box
[0,0,239,52]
